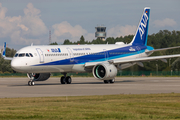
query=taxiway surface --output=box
[0,77,180,98]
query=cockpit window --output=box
[14,53,18,57]
[26,53,30,57]
[19,53,25,57]
[15,53,33,57]
[29,53,33,57]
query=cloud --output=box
[153,18,177,27]
[0,2,94,46]
[52,21,87,38]
[52,21,94,42]
[107,25,136,38]
[0,3,7,19]
[52,22,137,43]
[0,2,139,47]
[0,3,48,45]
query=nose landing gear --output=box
[28,80,35,86]
[28,73,35,86]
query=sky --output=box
[0,0,180,50]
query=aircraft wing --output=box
[85,54,180,67]
[113,54,180,64]
[1,42,13,60]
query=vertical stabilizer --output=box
[130,7,150,46]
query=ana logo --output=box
[51,48,61,52]
[138,12,148,39]
[129,47,136,51]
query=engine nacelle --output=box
[27,73,51,81]
[93,63,117,80]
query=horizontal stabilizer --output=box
[146,46,180,53]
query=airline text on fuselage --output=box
[73,48,91,51]
[51,48,61,52]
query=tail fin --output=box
[130,7,150,46]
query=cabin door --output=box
[67,47,74,62]
[36,48,44,63]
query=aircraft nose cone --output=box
[11,59,18,70]
[11,59,23,72]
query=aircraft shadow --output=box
[9,80,137,87]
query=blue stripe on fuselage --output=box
[33,45,149,66]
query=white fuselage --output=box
[11,43,151,73]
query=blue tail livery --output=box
[130,7,150,46]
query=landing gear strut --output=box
[60,73,72,84]
[104,78,115,84]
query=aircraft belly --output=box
[48,65,73,72]
[15,65,73,73]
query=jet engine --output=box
[27,73,51,81]
[92,63,117,80]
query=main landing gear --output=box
[60,73,72,84]
[104,78,115,84]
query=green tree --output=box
[63,39,72,45]
[0,47,16,73]
[50,42,58,45]
[79,35,85,44]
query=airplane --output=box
[2,7,180,86]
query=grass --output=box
[0,93,180,120]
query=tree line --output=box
[1,30,180,73]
